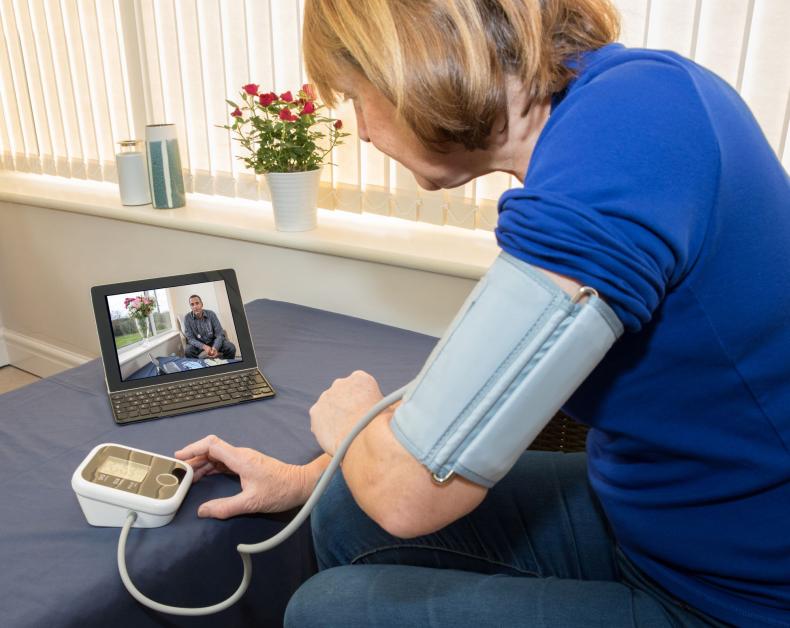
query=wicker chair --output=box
[528,411,589,453]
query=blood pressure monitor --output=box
[72,443,192,528]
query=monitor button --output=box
[155,473,179,487]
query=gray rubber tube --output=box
[116,385,409,616]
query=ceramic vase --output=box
[145,124,186,209]
[264,168,321,231]
[116,140,151,206]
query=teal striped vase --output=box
[145,124,186,209]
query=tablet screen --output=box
[106,279,243,382]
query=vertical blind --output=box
[1,0,788,230]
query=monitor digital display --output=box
[106,279,243,382]
[98,456,150,482]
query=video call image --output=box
[107,280,242,382]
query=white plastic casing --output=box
[72,443,193,528]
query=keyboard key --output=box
[160,396,221,412]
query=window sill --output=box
[0,171,498,279]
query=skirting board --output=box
[2,328,93,378]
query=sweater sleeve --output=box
[209,311,226,349]
[496,59,721,332]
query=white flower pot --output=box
[264,168,322,232]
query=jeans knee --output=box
[284,567,358,628]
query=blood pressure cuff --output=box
[390,252,624,488]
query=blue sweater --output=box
[497,44,790,626]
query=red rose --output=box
[302,83,317,100]
[279,107,298,121]
[280,90,293,102]
[301,101,316,115]
[259,92,276,106]
[231,107,242,117]
[243,83,259,95]
[334,119,343,129]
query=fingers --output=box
[192,461,227,484]
[205,438,246,475]
[197,491,254,519]
[180,454,209,482]
[174,435,212,461]
[175,436,237,483]
[176,453,223,483]
[174,434,226,461]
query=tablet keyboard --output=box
[110,369,274,424]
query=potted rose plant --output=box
[225,83,347,231]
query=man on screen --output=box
[183,295,236,359]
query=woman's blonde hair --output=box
[303,0,619,150]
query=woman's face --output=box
[340,72,486,191]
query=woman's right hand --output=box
[174,435,313,519]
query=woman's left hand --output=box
[309,370,385,456]
[174,435,312,518]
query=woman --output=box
[176,1,790,625]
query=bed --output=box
[0,299,434,627]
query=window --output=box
[151,289,173,334]
[108,289,172,351]
[1,0,788,230]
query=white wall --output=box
[0,202,477,376]
[169,281,240,354]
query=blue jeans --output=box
[285,451,727,627]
